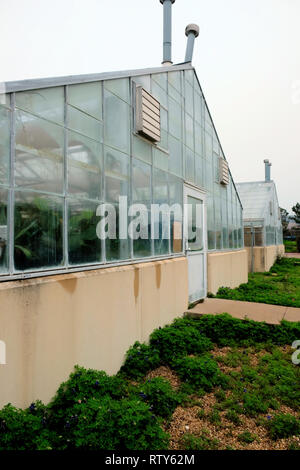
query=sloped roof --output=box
[3,63,193,93]
[236,181,275,220]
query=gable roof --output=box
[2,61,242,207]
[236,181,276,220]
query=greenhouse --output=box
[236,160,284,272]
[0,0,249,408]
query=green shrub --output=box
[238,431,258,444]
[243,392,269,417]
[0,402,55,450]
[180,432,219,450]
[173,355,224,392]
[120,342,161,379]
[50,365,127,409]
[67,397,169,450]
[136,377,181,418]
[149,325,212,365]
[267,413,300,440]
[225,409,242,425]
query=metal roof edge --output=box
[2,63,193,93]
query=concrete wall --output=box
[207,249,248,295]
[245,244,285,272]
[0,257,188,408]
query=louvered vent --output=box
[219,157,229,185]
[135,86,161,143]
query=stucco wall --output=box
[245,244,285,272]
[0,257,188,408]
[207,250,248,295]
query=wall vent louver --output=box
[219,157,229,185]
[135,86,161,143]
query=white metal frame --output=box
[184,183,207,301]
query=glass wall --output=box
[0,68,243,277]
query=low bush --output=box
[135,377,181,418]
[119,342,161,379]
[238,431,258,444]
[0,402,55,450]
[180,432,220,450]
[149,325,212,365]
[173,355,224,392]
[267,413,300,440]
[64,397,169,450]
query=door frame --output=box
[183,183,208,301]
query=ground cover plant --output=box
[213,257,300,308]
[284,240,298,253]
[0,314,299,450]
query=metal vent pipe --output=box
[264,159,272,182]
[185,24,199,63]
[160,0,176,65]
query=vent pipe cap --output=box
[160,0,176,3]
[185,23,200,38]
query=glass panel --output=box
[160,129,168,150]
[132,204,152,258]
[68,105,103,141]
[153,168,168,203]
[104,90,130,154]
[153,169,169,255]
[168,83,182,105]
[185,147,195,183]
[195,156,203,188]
[207,195,215,250]
[132,135,152,164]
[168,97,182,139]
[185,70,194,84]
[68,198,102,265]
[15,110,64,194]
[104,78,130,103]
[14,191,63,271]
[132,159,151,203]
[105,146,129,203]
[195,122,202,156]
[185,113,194,150]
[160,108,168,131]
[215,196,222,249]
[68,82,102,120]
[205,131,213,160]
[221,193,229,249]
[168,135,182,177]
[169,174,183,254]
[185,80,193,117]
[105,202,130,261]
[0,189,8,273]
[151,81,168,108]
[187,196,203,251]
[194,91,202,124]
[15,87,64,125]
[67,131,102,200]
[0,106,10,185]
[152,73,168,90]
[153,147,168,171]
[168,71,181,92]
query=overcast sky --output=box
[0,0,299,212]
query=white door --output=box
[184,185,207,303]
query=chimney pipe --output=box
[185,24,199,63]
[264,159,272,182]
[160,0,176,65]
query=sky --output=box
[0,0,299,212]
